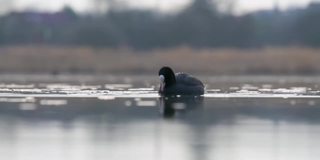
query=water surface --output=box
[0,75,320,160]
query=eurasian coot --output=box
[158,66,205,95]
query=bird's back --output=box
[175,73,204,87]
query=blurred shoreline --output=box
[0,45,319,75]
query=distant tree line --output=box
[0,0,319,49]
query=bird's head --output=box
[158,66,176,88]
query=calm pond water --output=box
[1,74,320,160]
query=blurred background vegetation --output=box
[0,0,320,74]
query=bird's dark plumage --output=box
[158,67,204,95]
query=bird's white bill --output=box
[159,75,165,92]
[159,75,165,83]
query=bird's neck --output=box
[165,79,176,87]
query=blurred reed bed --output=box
[0,45,319,75]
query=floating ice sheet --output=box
[0,83,319,99]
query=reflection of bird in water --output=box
[159,96,204,118]
[158,66,205,95]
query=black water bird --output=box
[158,67,205,95]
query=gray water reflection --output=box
[0,97,320,160]
[159,96,204,118]
[1,75,320,160]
